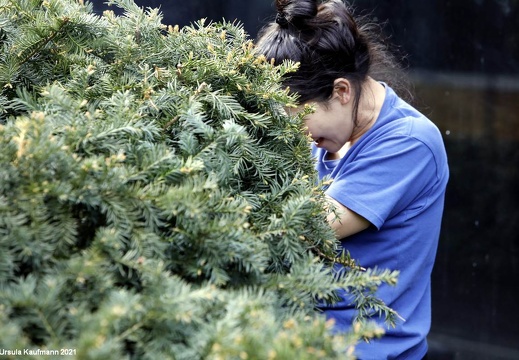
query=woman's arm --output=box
[326,196,371,239]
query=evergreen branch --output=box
[163,115,179,130]
[36,308,59,344]
[114,320,145,343]
[312,247,367,272]
[16,17,70,68]
[354,294,405,329]
[6,0,38,22]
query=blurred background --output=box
[92,1,519,358]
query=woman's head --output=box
[256,0,407,122]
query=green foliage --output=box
[0,0,399,358]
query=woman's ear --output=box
[333,78,352,105]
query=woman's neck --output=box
[350,77,386,144]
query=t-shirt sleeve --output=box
[325,134,439,230]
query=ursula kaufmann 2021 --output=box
[0,348,77,356]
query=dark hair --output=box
[256,0,410,123]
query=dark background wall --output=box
[91,0,274,38]
[91,1,519,358]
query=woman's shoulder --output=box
[375,86,443,144]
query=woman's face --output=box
[302,97,354,153]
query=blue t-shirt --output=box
[313,85,449,360]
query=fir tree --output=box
[0,0,399,359]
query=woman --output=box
[256,0,449,359]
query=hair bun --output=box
[275,11,289,28]
[275,0,318,26]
